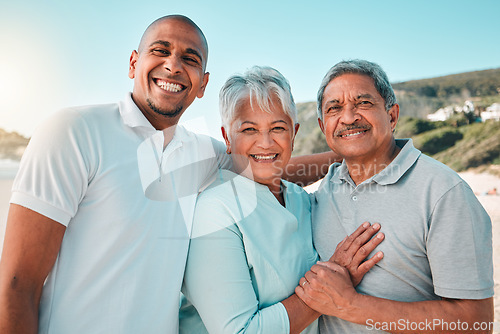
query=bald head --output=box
[138,15,208,62]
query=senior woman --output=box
[179,66,383,334]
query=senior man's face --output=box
[223,95,298,192]
[128,18,209,130]
[318,73,398,163]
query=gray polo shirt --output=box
[312,139,493,333]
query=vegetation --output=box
[392,68,500,99]
[393,68,500,119]
[293,102,330,156]
[433,121,500,172]
[412,127,463,155]
[0,129,29,160]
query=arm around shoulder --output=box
[0,204,66,334]
[285,151,341,186]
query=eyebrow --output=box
[240,120,288,126]
[149,40,170,48]
[185,48,203,62]
[356,94,375,100]
[324,94,375,106]
[324,99,340,107]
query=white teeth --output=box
[252,154,277,160]
[157,80,182,92]
[341,131,364,137]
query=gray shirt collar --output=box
[333,139,421,186]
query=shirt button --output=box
[352,196,358,201]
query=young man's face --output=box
[128,18,209,130]
[318,73,399,163]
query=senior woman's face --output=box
[223,95,298,191]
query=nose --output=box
[256,131,274,149]
[164,56,182,74]
[339,104,361,124]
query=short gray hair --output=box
[219,66,298,131]
[316,59,397,121]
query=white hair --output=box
[219,66,298,131]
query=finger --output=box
[341,222,371,250]
[355,251,384,277]
[351,232,385,266]
[302,272,326,293]
[351,223,381,251]
[295,285,325,311]
[333,235,348,254]
[329,223,371,264]
[304,270,317,282]
[334,223,380,264]
[299,277,309,288]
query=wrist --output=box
[335,289,365,323]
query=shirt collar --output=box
[119,93,154,131]
[331,139,421,186]
[118,92,193,146]
[372,139,421,185]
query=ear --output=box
[388,104,400,133]
[318,118,325,134]
[196,72,210,98]
[291,123,300,150]
[128,50,139,79]
[221,126,231,154]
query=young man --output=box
[297,59,494,334]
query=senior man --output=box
[296,59,494,333]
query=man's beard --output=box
[147,98,183,118]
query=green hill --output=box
[393,68,500,119]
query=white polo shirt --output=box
[11,94,229,333]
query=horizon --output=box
[1,65,499,140]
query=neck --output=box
[148,114,181,134]
[345,140,400,185]
[270,182,285,207]
[162,126,177,149]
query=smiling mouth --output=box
[338,130,368,138]
[154,79,185,93]
[250,154,278,162]
[335,124,371,138]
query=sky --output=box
[1,0,499,139]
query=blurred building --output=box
[481,103,500,122]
